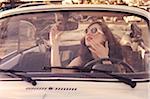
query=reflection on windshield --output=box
[0,11,149,76]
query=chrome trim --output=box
[0,5,150,21]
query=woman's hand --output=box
[88,38,109,58]
[50,24,62,45]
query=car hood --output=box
[0,78,149,99]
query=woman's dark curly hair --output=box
[78,21,123,65]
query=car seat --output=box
[60,45,80,66]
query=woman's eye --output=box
[91,28,97,34]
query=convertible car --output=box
[0,4,149,99]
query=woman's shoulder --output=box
[68,56,82,67]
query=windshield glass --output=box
[0,11,149,79]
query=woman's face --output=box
[85,23,106,47]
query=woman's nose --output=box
[86,32,93,36]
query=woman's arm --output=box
[50,25,62,66]
[68,56,82,67]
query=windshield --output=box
[0,11,149,79]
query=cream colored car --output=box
[0,4,149,99]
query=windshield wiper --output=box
[45,66,136,88]
[86,68,136,88]
[0,69,37,86]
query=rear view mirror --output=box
[57,21,78,31]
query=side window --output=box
[0,17,37,58]
[19,20,36,50]
[0,18,19,58]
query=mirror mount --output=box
[57,21,78,31]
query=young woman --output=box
[68,21,123,67]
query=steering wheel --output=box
[84,58,135,73]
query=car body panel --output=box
[0,77,149,99]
